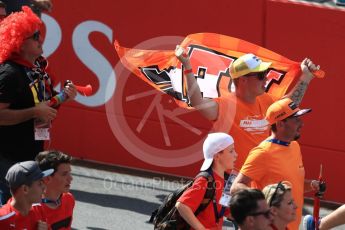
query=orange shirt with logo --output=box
[213,93,277,169]
[240,140,305,230]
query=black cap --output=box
[5,161,54,189]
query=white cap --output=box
[200,133,234,171]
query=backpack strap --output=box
[194,170,216,216]
[149,209,157,223]
[194,170,227,223]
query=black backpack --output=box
[149,171,216,230]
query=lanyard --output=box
[26,68,46,102]
[41,195,61,206]
[266,138,290,146]
[212,199,226,223]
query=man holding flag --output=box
[115,33,324,171]
[175,46,320,170]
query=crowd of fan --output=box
[0,1,344,230]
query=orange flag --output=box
[114,33,324,106]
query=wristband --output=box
[184,69,193,75]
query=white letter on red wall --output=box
[72,21,116,107]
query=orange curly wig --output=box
[0,6,42,63]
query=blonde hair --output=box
[263,181,292,207]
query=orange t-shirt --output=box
[240,140,305,230]
[213,93,277,169]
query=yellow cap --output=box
[230,53,272,79]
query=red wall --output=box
[46,0,345,203]
[265,0,345,204]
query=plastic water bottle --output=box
[219,170,238,207]
[49,90,68,107]
[48,80,71,107]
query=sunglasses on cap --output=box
[268,181,292,207]
[243,70,268,81]
[248,209,272,219]
[26,31,41,41]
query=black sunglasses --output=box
[248,209,271,219]
[27,31,40,41]
[244,70,267,81]
[269,181,285,207]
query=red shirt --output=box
[33,192,75,230]
[0,199,46,230]
[177,171,229,230]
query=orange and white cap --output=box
[265,98,311,125]
[229,53,272,79]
